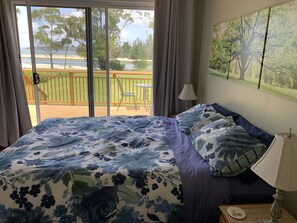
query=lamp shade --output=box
[178,84,197,100]
[251,132,297,191]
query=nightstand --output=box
[219,204,297,223]
[168,114,177,118]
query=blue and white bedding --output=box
[0,109,274,223]
[0,116,183,223]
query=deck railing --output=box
[22,69,152,107]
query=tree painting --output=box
[209,0,297,101]
[209,8,268,88]
[261,1,297,100]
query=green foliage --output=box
[16,7,20,14]
[129,38,146,59]
[261,2,297,89]
[133,61,149,70]
[74,8,135,70]
[31,7,153,71]
[210,9,268,81]
[210,0,297,101]
[121,42,131,58]
[32,8,64,69]
[98,59,125,71]
[128,36,153,69]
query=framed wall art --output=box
[209,0,297,101]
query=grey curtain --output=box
[0,0,32,148]
[153,0,204,116]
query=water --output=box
[20,48,152,71]
[21,48,77,56]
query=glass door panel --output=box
[16,5,89,125]
[108,9,154,116]
[92,8,108,117]
[31,6,88,121]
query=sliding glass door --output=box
[16,5,90,125]
[108,9,154,116]
[15,3,154,126]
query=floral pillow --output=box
[191,118,267,177]
[176,103,217,135]
[190,112,225,133]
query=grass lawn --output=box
[23,70,153,105]
[209,68,297,101]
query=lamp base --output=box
[257,189,285,223]
[270,189,285,223]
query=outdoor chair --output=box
[116,77,137,110]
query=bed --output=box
[0,104,274,223]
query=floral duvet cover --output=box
[0,116,183,223]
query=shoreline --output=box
[21,54,153,62]
[21,54,83,60]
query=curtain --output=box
[153,0,204,116]
[0,0,32,148]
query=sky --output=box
[16,6,154,49]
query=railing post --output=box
[69,72,75,105]
[112,72,117,105]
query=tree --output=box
[145,34,153,60]
[129,38,146,59]
[210,23,241,78]
[74,9,154,70]
[31,8,154,71]
[121,42,131,58]
[234,11,268,80]
[60,14,85,69]
[260,2,297,89]
[32,8,64,69]
[74,9,134,70]
[211,9,268,80]
[16,7,20,15]
[129,38,152,70]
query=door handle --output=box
[33,72,40,84]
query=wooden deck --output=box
[29,104,151,126]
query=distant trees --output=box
[31,7,153,71]
[74,8,153,70]
[128,35,153,69]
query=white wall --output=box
[198,0,297,218]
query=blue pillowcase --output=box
[191,117,267,177]
[211,103,240,120]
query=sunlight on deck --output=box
[29,105,151,126]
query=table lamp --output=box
[178,84,197,109]
[251,129,297,223]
